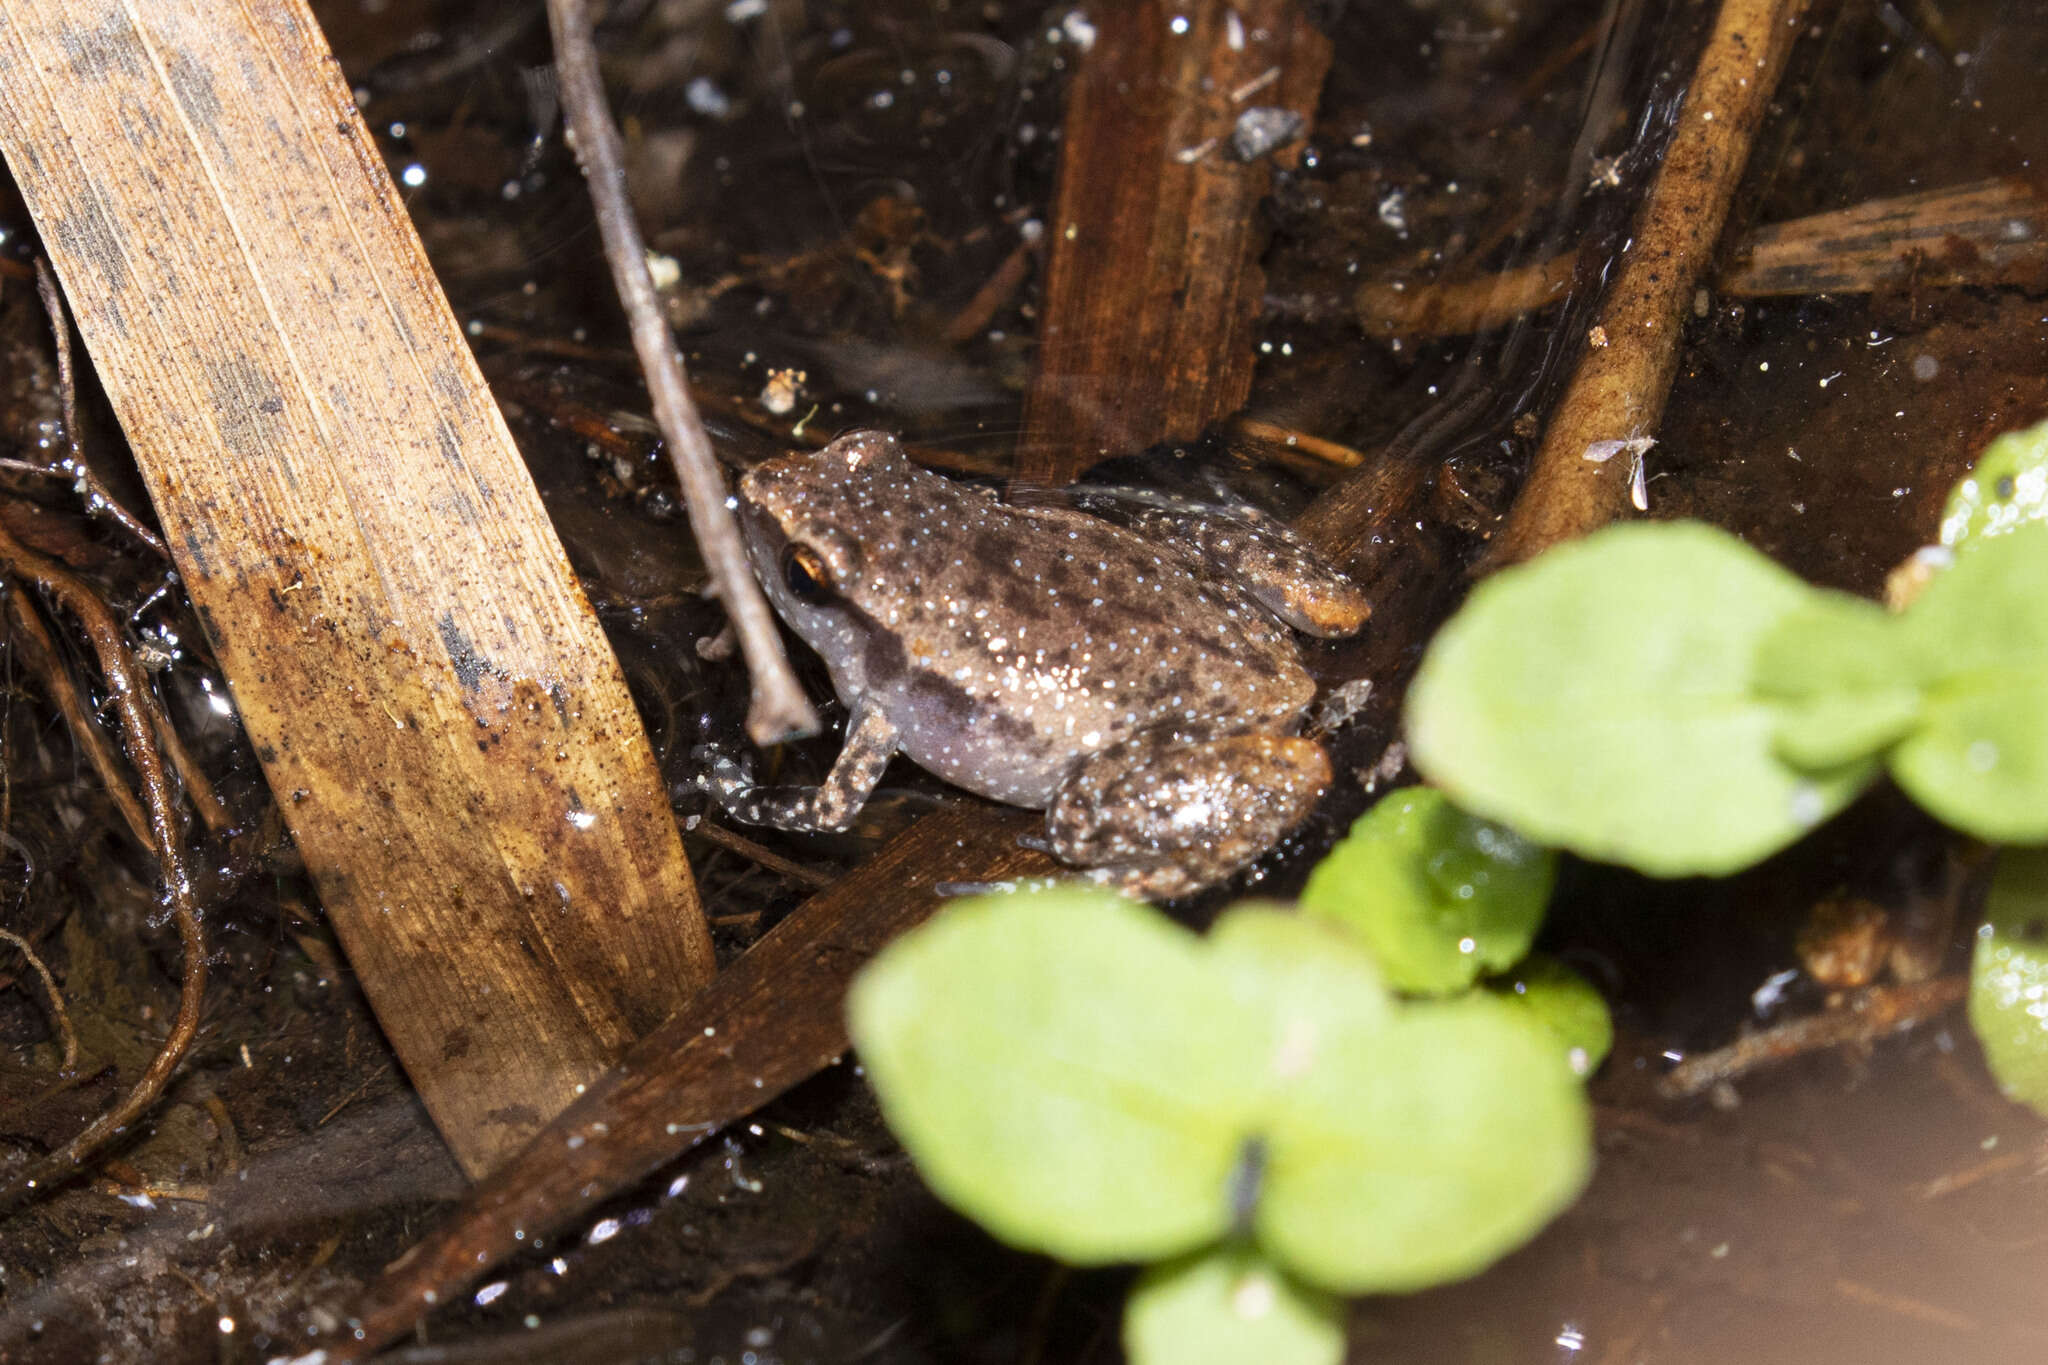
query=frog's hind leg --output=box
[1044,733,1333,900]
[701,700,900,832]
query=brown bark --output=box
[1017,0,1331,483]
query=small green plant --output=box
[1407,417,2048,1115]
[1299,786,1555,995]
[847,790,1605,1365]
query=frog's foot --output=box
[695,749,857,833]
[693,702,901,834]
[1044,733,1333,900]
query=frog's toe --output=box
[692,745,756,803]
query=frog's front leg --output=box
[704,699,901,832]
[1044,731,1333,899]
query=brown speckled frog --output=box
[704,431,1369,898]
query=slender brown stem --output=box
[33,261,167,558]
[0,524,205,1208]
[147,701,231,835]
[1486,0,1812,566]
[315,804,1047,1359]
[1656,975,1966,1099]
[34,264,227,834]
[692,819,836,890]
[1,589,154,848]
[545,0,817,746]
[0,925,78,1073]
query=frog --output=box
[702,430,1370,898]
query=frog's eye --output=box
[781,543,836,605]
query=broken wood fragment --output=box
[0,0,714,1177]
[1726,177,2048,298]
[1017,0,1331,484]
[1352,253,1580,341]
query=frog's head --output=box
[735,431,910,666]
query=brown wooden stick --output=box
[1352,253,1580,341]
[546,0,817,748]
[1016,0,1331,483]
[1726,176,2048,297]
[35,259,230,836]
[1486,0,1811,566]
[315,804,1050,1360]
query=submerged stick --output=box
[1338,178,2048,341]
[1486,0,1811,566]
[33,265,232,838]
[1657,975,1967,1099]
[0,925,77,1074]
[1,589,153,850]
[32,262,167,558]
[546,0,817,746]
[311,804,1049,1360]
[0,525,205,1209]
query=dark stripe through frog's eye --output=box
[782,543,835,605]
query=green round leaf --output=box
[1892,524,2048,841]
[1969,849,2048,1118]
[1753,594,1923,770]
[1208,907,1394,1063]
[846,888,1260,1264]
[1299,789,1556,994]
[1256,992,1592,1294]
[1406,522,1876,876]
[1487,954,1614,1077]
[1124,1246,1343,1365]
[1940,419,2048,549]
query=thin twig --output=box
[0,925,78,1073]
[545,0,817,746]
[0,523,206,1209]
[1230,416,1368,471]
[1,589,153,848]
[34,261,168,558]
[1486,0,1812,566]
[939,225,1041,345]
[148,703,231,836]
[1915,1137,2048,1200]
[1831,1277,1981,1334]
[1656,975,1966,1099]
[692,819,836,890]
